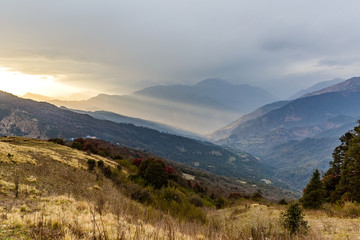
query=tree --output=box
[323,131,354,201]
[300,169,324,209]
[322,121,360,202]
[281,202,308,236]
[140,158,168,189]
[333,136,360,202]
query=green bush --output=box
[161,188,182,204]
[140,159,167,189]
[189,196,204,207]
[280,202,308,236]
[131,189,153,204]
[215,197,225,209]
[48,138,65,145]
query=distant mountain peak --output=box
[290,78,344,99]
[195,77,229,86]
[22,92,55,102]
[304,76,360,97]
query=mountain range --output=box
[39,78,276,134]
[289,78,344,99]
[0,90,286,190]
[65,109,204,140]
[211,77,360,189]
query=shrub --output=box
[215,197,225,209]
[71,138,86,150]
[189,196,204,207]
[48,138,65,145]
[251,191,263,200]
[165,166,178,181]
[278,198,288,205]
[133,158,143,167]
[117,164,122,171]
[131,189,153,204]
[229,192,242,200]
[281,202,308,236]
[140,158,168,189]
[97,160,104,168]
[162,188,182,204]
[340,201,360,218]
[193,182,205,194]
[103,166,112,178]
[87,159,96,171]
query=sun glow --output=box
[0,67,78,97]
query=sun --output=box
[0,67,77,97]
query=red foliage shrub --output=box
[133,158,143,167]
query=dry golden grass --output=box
[3,196,360,240]
[0,136,117,169]
[0,195,193,240]
[1,137,360,239]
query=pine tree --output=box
[322,121,360,203]
[300,169,324,209]
[281,202,308,236]
[333,136,360,202]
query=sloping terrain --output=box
[290,78,343,99]
[0,91,278,187]
[213,77,360,190]
[1,137,359,240]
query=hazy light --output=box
[0,67,79,96]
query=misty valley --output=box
[1,76,360,239]
[2,1,360,239]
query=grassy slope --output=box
[1,137,359,240]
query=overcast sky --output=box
[1,0,360,98]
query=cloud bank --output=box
[1,0,360,98]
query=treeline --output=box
[301,121,360,208]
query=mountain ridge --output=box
[0,91,285,189]
[32,78,276,134]
[212,77,360,190]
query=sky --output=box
[1,0,360,99]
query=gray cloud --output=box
[1,0,360,98]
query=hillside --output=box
[213,77,360,190]
[210,100,290,140]
[1,137,359,239]
[0,91,282,188]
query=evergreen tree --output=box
[281,202,308,236]
[333,135,360,202]
[323,131,354,201]
[323,121,360,202]
[300,169,324,209]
